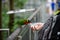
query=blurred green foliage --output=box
[14,0,28,9]
[2,0,28,40]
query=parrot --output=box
[16,19,31,25]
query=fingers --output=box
[35,23,44,30]
[30,26,36,31]
[30,23,44,31]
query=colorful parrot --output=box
[17,19,31,25]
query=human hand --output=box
[30,23,44,31]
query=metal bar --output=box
[7,8,35,14]
[0,29,9,31]
[0,29,10,36]
[29,28,31,40]
[28,6,41,20]
[7,28,21,40]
